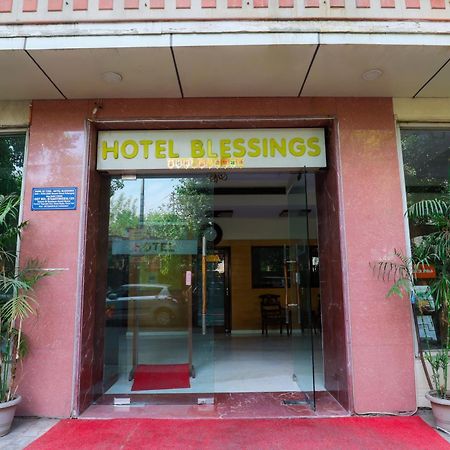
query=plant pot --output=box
[425,391,450,433]
[0,395,21,437]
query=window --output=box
[0,133,26,298]
[0,133,26,197]
[251,246,286,289]
[400,128,449,348]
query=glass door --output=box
[286,172,316,409]
[103,175,215,403]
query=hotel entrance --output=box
[85,125,350,417]
[99,170,323,410]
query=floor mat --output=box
[26,416,449,450]
[131,364,191,391]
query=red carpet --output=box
[26,416,449,450]
[131,364,190,391]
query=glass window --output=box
[401,128,449,348]
[0,133,26,197]
[0,133,26,298]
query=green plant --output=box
[0,194,49,403]
[371,195,450,399]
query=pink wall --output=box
[316,122,351,411]
[336,99,416,413]
[18,100,92,417]
[19,98,415,417]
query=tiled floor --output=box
[1,417,58,450]
[106,332,325,395]
[411,409,450,443]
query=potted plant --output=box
[0,194,48,436]
[372,195,449,431]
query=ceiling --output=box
[212,172,317,219]
[1,33,450,100]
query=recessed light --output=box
[101,72,123,84]
[361,69,383,81]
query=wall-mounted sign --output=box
[31,187,78,211]
[97,128,326,172]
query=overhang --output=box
[1,31,449,100]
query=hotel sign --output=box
[97,128,326,171]
[112,239,197,256]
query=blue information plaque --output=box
[31,187,78,211]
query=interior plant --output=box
[0,194,49,436]
[371,194,449,431]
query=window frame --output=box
[0,128,29,270]
[396,122,450,354]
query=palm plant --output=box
[409,197,449,399]
[0,194,48,403]
[372,195,449,399]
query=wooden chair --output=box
[260,294,285,336]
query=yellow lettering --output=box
[269,138,286,157]
[102,140,119,160]
[262,138,268,157]
[139,140,153,159]
[288,138,306,157]
[232,138,246,157]
[206,140,218,158]
[248,138,261,157]
[155,140,166,159]
[121,140,139,159]
[220,139,231,159]
[307,137,321,157]
[168,140,179,158]
[191,140,205,158]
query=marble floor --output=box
[84,391,348,419]
[105,332,324,395]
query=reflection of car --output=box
[106,284,182,326]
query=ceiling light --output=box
[361,69,383,81]
[101,72,123,84]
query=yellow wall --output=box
[0,101,30,126]
[393,98,450,122]
[221,239,320,331]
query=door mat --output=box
[131,364,190,391]
[26,416,449,450]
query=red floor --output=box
[26,416,449,450]
[81,391,348,419]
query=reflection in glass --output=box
[103,177,214,395]
[0,134,25,295]
[401,129,450,349]
[0,134,25,197]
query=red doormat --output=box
[26,416,448,450]
[131,364,190,391]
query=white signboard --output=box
[112,239,197,256]
[97,128,326,171]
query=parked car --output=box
[105,284,183,327]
